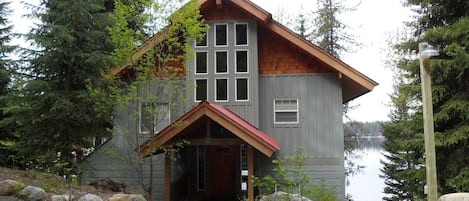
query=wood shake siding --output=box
[202,1,252,20]
[258,25,333,75]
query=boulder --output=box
[259,191,311,201]
[19,186,46,201]
[51,194,75,201]
[78,194,103,201]
[89,179,128,193]
[0,180,20,196]
[439,193,469,201]
[0,195,23,201]
[108,194,146,201]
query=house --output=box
[82,0,377,200]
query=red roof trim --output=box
[139,101,280,157]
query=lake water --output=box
[346,137,387,201]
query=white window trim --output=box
[273,99,299,124]
[215,78,229,102]
[194,79,208,102]
[139,102,171,135]
[235,50,249,74]
[214,50,229,74]
[194,33,208,48]
[194,51,208,75]
[235,23,249,46]
[235,77,249,102]
[214,23,229,47]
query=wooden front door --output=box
[210,145,236,198]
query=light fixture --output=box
[420,42,439,57]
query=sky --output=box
[9,0,413,122]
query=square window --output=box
[274,99,299,124]
[236,78,248,101]
[215,51,228,73]
[236,51,248,73]
[215,24,227,46]
[195,52,207,74]
[215,79,228,101]
[195,79,208,101]
[196,34,207,47]
[139,103,171,134]
[235,24,248,45]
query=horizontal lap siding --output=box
[259,74,345,199]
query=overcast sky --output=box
[10,0,413,122]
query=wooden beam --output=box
[164,154,171,201]
[216,0,222,8]
[248,146,254,201]
[186,138,244,146]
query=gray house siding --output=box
[82,81,188,201]
[258,73,345,198]
[187,19,259,127]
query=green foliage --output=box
[382,1,469,199]
[1,0,114,173]
[0,0,18,167]
[254,147,338,201]
[88,1,208,200]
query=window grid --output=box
[195,34,208,47]
[235,50,249,73]
[215,50,229,74]
[194,51,208,75]
[214,24,228,47]
[215,78,229,102]
[195,79,208,102]
[273,99,299,124]
[235,23,248,46]
[139,102,171,135]
[235,78,249,102]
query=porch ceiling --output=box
[139,101,280,158]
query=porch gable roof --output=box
[139,101,280,157]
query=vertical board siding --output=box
[187,20,260,127]
[259,73,345,199]
[82,81,185,201]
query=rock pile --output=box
[0,179,146,201]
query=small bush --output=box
[253,147,339,201]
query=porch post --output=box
[164,154,171,201]
[248,146,254,201]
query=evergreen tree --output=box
[0,0,15,167]
[382,0,469,199]
[312,0,358,58]
[2,0,113,173]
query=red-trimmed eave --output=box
[139,101,280,158]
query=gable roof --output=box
[139,101,280,157]
[111,0,378,103]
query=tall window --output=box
[215,51,228,74]
[236,78,248,101]
[197,146,206,191]
[215,78,228,102]
[215,24,228,46]
[195,79,208,101]
[139,103,171,134]
[195,51,208,74]
[236,50,248,73]
[196,34,207,47]
[235,23,248,45]
[273,99,299,124]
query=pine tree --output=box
[382,0,469,199]
[2,0,113,173]
[0,0,15,167]
[312,0,358,58]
